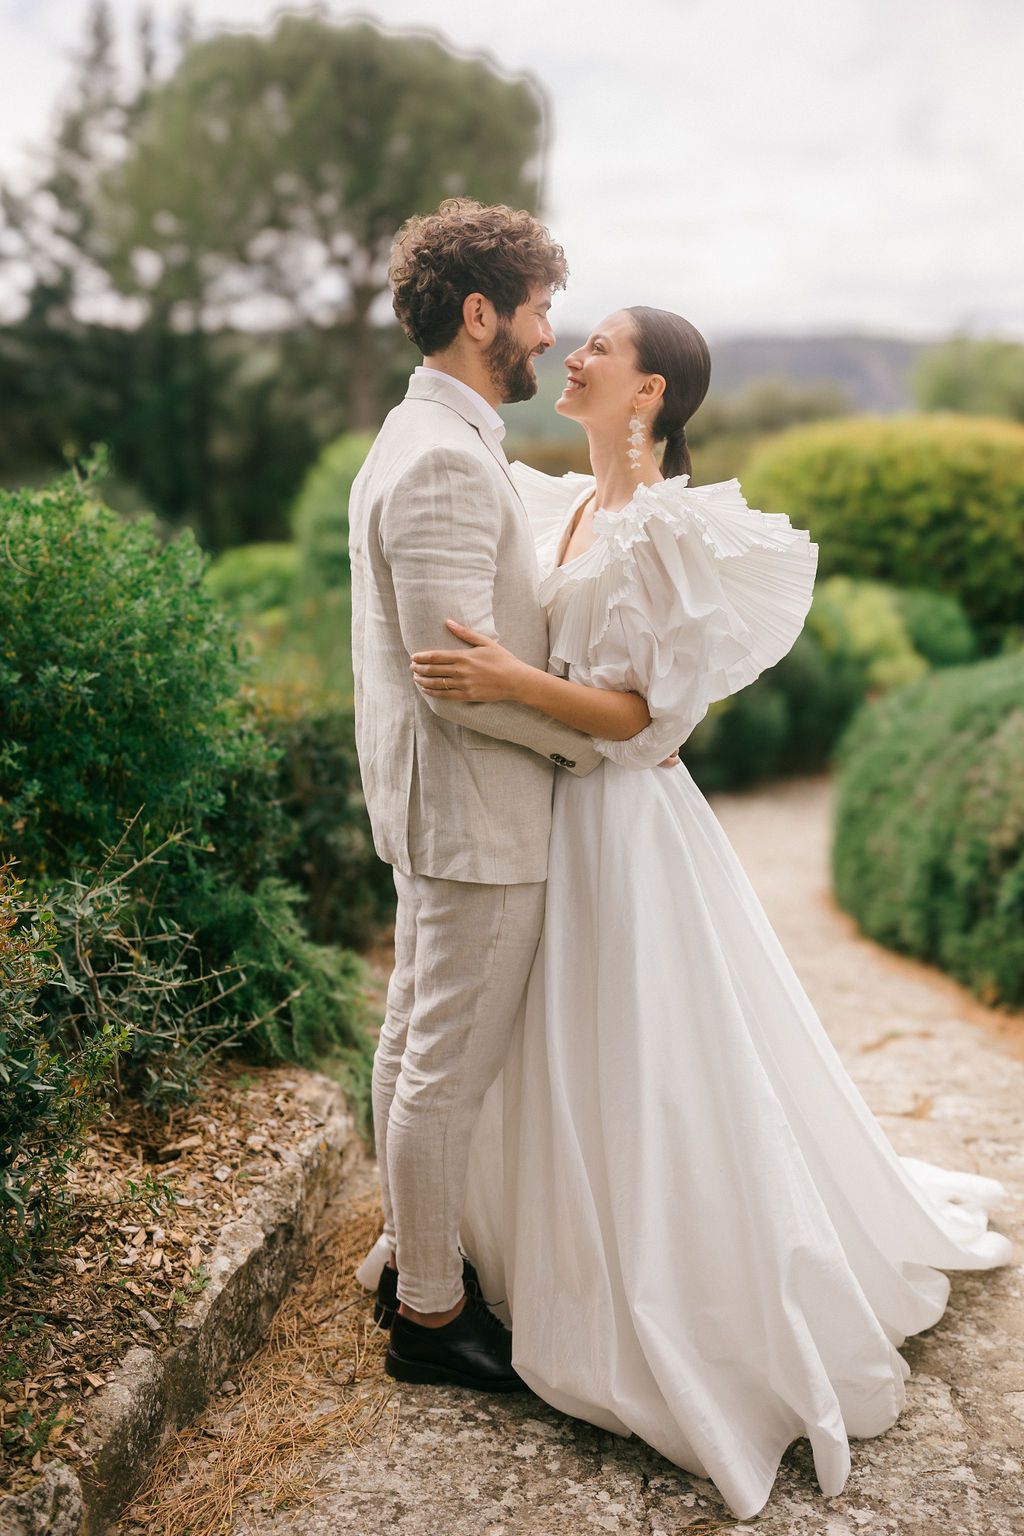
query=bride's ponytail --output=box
[627,307,710,482]
[662,424,691,482]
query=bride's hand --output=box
[411,619,528,702]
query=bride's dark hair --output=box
[627,307,711,481]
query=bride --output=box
[373,305,1013,1520]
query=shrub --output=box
[285,432,371,692]
[0,453,375,1111]
[741,413,1024,647]
[682,577,976,793]
[890,586,978,670]
[0,450,256,882]
[0,859,127,1282]
[291,431,373,601]
[832,651,1024,1007]
[204,541,299,616]
[257,691,395,950]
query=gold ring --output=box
[443,678,450,690]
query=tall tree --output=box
[98,14,548,428]
[1,0,127,324]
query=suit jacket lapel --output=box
[404,372,525,506]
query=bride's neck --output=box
[585,424,662,512]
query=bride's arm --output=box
[411,620,651,741]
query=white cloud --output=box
[2,0,1021,337]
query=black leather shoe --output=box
[385,1293,527,1392]
[373,1253,484,1330]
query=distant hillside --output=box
[508,331,934,441]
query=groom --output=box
[348,198,602,1392]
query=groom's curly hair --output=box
[389,199,568,355]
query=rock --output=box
[0,1460,83,1536]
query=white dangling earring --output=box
[627,406,645,478]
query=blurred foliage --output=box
[914,336,1024,423]
[250,429,375,696]
[741,413,1024,649]
[205,541,299,617]
[1,7,545,546]
[687,377,851,444]
[833,651,1024,1008]
[683,578,976,793]
[292,432,372,604]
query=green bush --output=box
[257,692,395,950]
[0,451,256,882]
[0,453,374,1111]
[832,651,1024,1007]
[283,431,371,693]
[204,541,299,616]
[741,413,1024,647]
[890,585,978,670]
[291,431,373,600]
[0,858,127,1282]
[682,577,976,792]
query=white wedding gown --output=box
[357,463,1013,1521]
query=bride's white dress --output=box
[357,463,1013,1521]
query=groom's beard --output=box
[486,318,540,403]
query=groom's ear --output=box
[462,291,497,342]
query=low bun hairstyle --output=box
[627,307,711,481]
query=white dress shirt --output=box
[413,365,506,440]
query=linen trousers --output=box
[371,866,546,1312]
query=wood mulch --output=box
[0,1062,331,1498]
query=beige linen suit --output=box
[349,368,601,1310]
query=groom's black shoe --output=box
[373,1254,483,1330]
[385,1292,527,1393]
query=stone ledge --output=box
[0,1071,362,1536]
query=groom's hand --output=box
[658,752,680,768]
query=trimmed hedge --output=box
[741,413,1024,647]
[832,650,1024,1008]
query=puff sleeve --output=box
[570,478,818,770]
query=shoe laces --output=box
[465,1293,508,1334]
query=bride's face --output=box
[556,310,653,426]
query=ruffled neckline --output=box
[536,470,818,678]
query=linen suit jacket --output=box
[349,368,602,884]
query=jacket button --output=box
[564,759,576,768]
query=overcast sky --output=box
[2,0,1022,340]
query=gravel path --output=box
[170,775,1024,1536]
